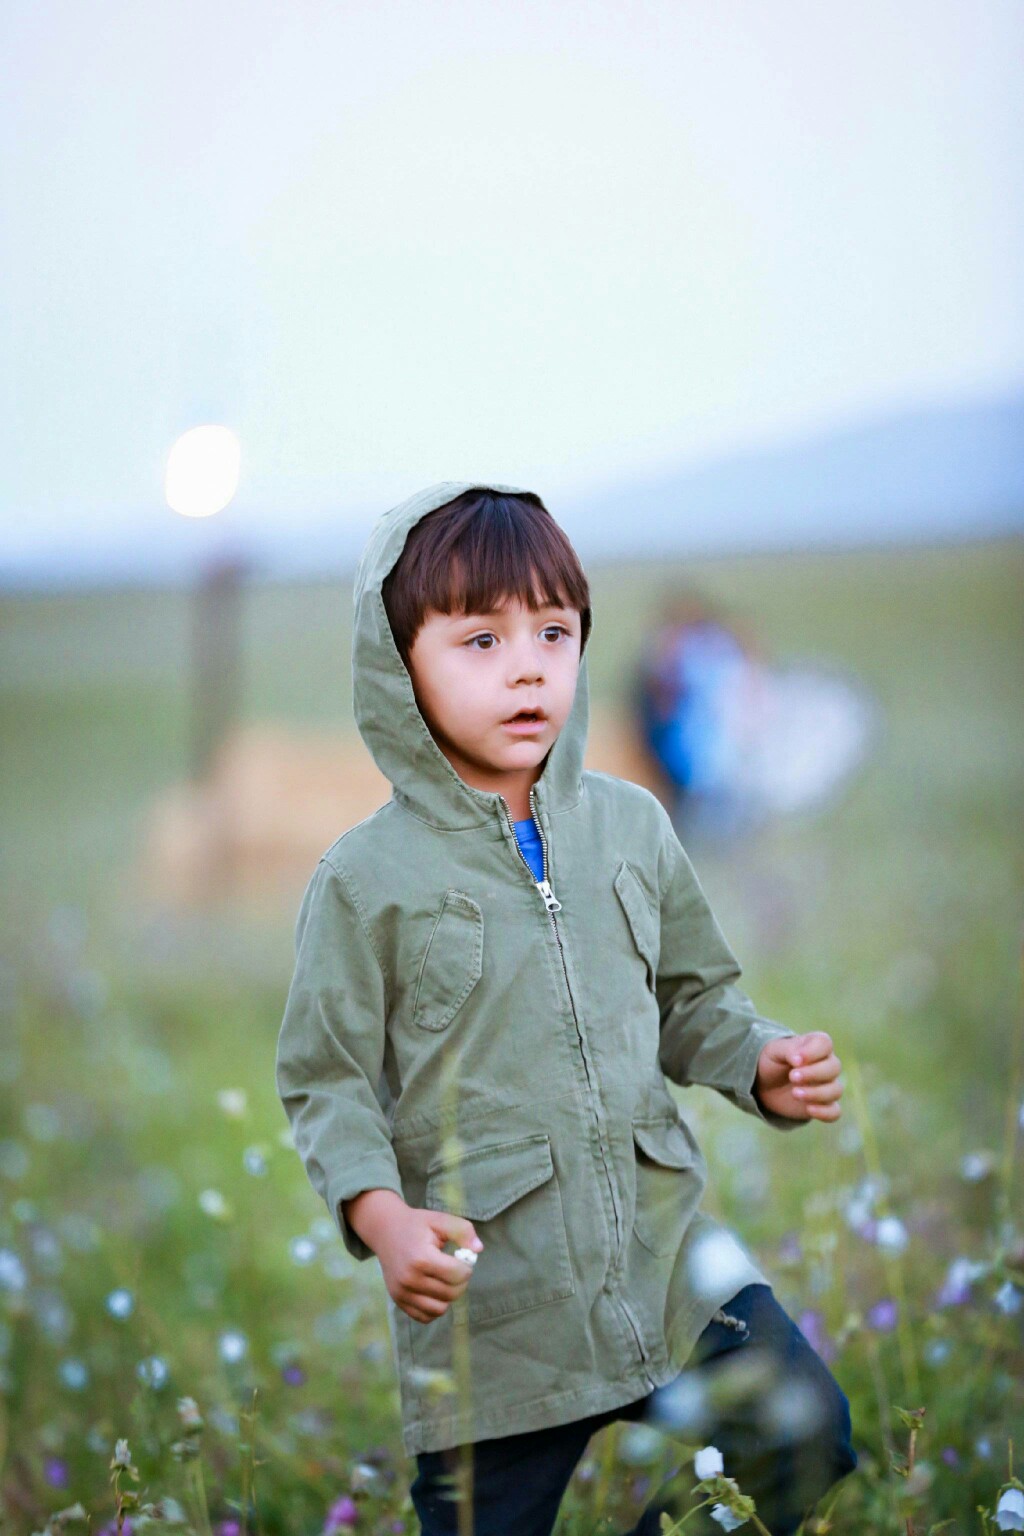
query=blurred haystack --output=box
[137,708,663,911]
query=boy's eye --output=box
[463,625,569,651]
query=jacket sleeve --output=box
[275,855,406,1260]
[654,817,812,1133]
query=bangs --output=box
[382,490,592,664]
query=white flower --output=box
[687,1229,754,1299]
[694,1445,725,1480]
[289,1236,317,1266]
[874,1215,909,1254]
[960,1149,995,1181]
[218,1329,248,1364]
[106,1287,134,1319]
[995,1487,1024,1532]
[994,1281,1023,1316]
[217,1088,247,1118]
[198,1189,229,1220]
[710,1503,747,1530]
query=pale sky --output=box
[2,0,1022,567]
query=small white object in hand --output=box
[453,1247,478,1266]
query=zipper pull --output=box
[536,879,562,912]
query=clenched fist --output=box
[754,1031,845,1123]
[343,1188,485,1323]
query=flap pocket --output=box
[418,1132,575,1326]
[632,1115,698,1171]
[614,860,659,985]
[425,1133,554,1221]
[412,889,484,1032]
[631,1114,705,1256]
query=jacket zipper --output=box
[498,788,651,1371]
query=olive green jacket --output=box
[275,480,810,1458]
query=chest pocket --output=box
[614,860,659,991]
[424,1132,575,1323]
[631,1114,706,1256]
[412,890,484,1032]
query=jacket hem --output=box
[399,1252,777,1458]
[401,1366,663,1458]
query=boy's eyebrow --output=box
[451,602,575,623]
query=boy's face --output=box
[405,593,583,810]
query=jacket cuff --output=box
[733,1021,814,1133]
[328,1158,406,1262]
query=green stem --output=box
[656,1493,717,1533]
[996,935,1024,1233]
[845,1048,920,1403]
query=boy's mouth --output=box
[501,708,547,731]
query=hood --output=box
[351,480,590,831]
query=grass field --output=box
[1,534,1022,1534]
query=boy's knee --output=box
[757,1354,857,1476]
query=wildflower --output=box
[874,1215,908,1254]
[995,1487,1024,1531]
[645,1372,709,1435]
[994,1281,1022,1316]
[242,1147,267,1177]
[218,1330,248,1364]
[289,1236,317,1266]
[866,1298,898,1332]
[710,1503,746,1530]
[44,1457,69,1487]
[960,1149,995,1181]
[323,1495,358,1531]
[106,1288,134,1319]
[177,1397,203,1430]
[198,1189,230,1220]
[694,1445,724,1480]
[796,1309,833,1361]
[136,1356,169,1389]
[687,1229,756,1300]
[0,1250,27,1292]
[350,1463,381,1493]
[941,1446,960,1466]
[619,1423,665,1465]
[111,1439,133,1470]
[935,1256,988,1308]
[217,1089,248,1118]
[135,1497,189,1526]
[58,1358,89,1390]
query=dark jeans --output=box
[410,1283,858,1536]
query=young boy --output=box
[276,482,858,1535]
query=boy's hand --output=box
[372,1202,485,1324]
[754,1031,844,1122]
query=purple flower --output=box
[941,1446,960,1467]
[282,1364,306,1386]
[324,1495,358,1531]
[217,1522,242,1536]
[797,1309,836,1362]
[44,1457,69,1488]
[866,1298,898,1332]
[778,1231,802,1264]
[935,1256,986,1309]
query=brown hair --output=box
[381,489,592,667]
